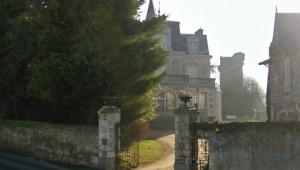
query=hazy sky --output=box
[140,0,300,92]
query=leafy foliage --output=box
[0,0,167,124]
[222,76,266,119]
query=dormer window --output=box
[187,36,200,55]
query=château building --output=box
[146,0,222,127]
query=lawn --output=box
[138,140,163,164]
[120,139,164,169]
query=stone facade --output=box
[260,12,300,121]
[147,0,222,125]
[156,26,222,122]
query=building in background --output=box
[220,53,245,93]
[221,52,267,122]
[147,0,222,128]
[219,52,245,120]
[260,12,300,122]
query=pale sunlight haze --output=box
[140,0,300,92]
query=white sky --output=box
[139,0,300,92]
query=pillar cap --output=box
[98,106,120,115]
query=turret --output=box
[146,0,156,20]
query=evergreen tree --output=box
[0,1,35,119]
[0,0,167,125]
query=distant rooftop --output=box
[146,2,210,55]
[166,21,209,55]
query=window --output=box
[102,138,108,146]
[171,59,180,75]
[198,93,206,109]
[157,91,175,110]
[283,57,291,92]
[157,92,165,110]
[166,92,175,110]
[188,38,200,55]
[188,63,198,78]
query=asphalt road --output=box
[0,150,70,170]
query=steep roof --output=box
[166,21,186,51]
[166,21,210,55]
[146,0,156,20]
[271,13,300,57]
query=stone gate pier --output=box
[98,106,121,170]
[174,103,199,170]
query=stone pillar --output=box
[98,106,121,170]
[174,104,199,170]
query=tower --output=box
[146,0,156,20]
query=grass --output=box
[120,140,163,169]
[138,140,163,164]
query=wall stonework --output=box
[196,123,300,170]
[0,120,99,168]
[174,105,300,170]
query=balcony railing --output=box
[161,75,216,88]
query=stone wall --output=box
[196,123,300,170]
[0,119,99,168]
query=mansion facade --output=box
[156,22,222,122]
[146,0,222,123]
